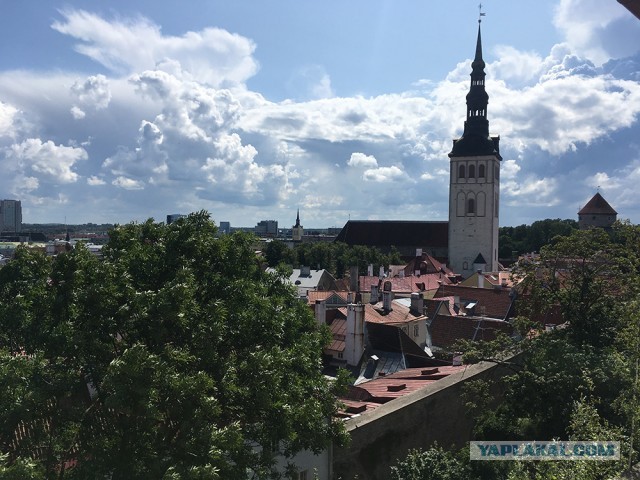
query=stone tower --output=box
[292,209,304,241]
[578,192,617,230]
[448,20,501,277]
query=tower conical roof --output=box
[578,192,617,215]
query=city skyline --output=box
[1,0,639,228]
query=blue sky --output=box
[1,0,639,228]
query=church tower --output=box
[448,19,501,277]
[292,209,304,242]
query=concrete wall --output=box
[333,356,520,480]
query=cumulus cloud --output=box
[553,0,640,63]
[112,176,144,190]
[51,9,259,86]
[348,152,378,168]
[363,165,405,182]
[70,74,111,118]
[87,175,106,186]
[6,138,86,184]
[0,101,18,137]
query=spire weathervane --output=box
[478,3,486,23]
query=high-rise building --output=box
[219,221,231,234]
[448,20,502,276]
[166,213,186,224]
[0,199,22,233]
[255,220,278,237]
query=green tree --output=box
[0,212,346,479]
[390,444,474,480]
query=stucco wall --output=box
[333,355,520,480]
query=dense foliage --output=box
[263,240,402,278]
[393,223,640,479]
[0,212,346,479]
[498,218,578,259]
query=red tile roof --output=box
[359,273,450,294]
[434,283,514,320]
[338,365,467,411]
[307,290,349,305]
[363,302,423,325]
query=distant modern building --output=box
[0,199,22,233]
[578,192,617,230]
[292,209,303,242]
[219,221,231,234]
[255,220,278,237]
[166,213,186,224]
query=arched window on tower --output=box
[458,164,465,179]
[468,165,475,178]
[468,198,475,215]
[479,164,485,179]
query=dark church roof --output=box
[618,0,640,20]
[578,192,617,215]
[473,253,487,265]
[334,220,448,249]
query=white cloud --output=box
[87,175,106,186]
[71,74,111,108]
[501,159,521,180]
[0,101,18,137]
[363,165,405,182]
[112,176,144,190]
[553,0,640,63]
[347,152,378,168]
[70,106,86,119]
[7,138,86,184]
[52,9,259,86]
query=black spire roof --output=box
[449,22,501,159]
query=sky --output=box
[1,0,639,228]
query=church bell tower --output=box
[448,17,501,277]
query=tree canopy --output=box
[263,239,402,278]
[0,212,346,479]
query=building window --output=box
[298,470,308,480]
[479,164,485,178]
[468,164,475,178]
[337,352,343,359]
[458,164,465,179]
[413,324,419,338]
[494,165,499,180]
[468,198,475,214]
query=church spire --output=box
[449,15,500,159]
[295,208,301,227]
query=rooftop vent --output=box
[387,384,407,392]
